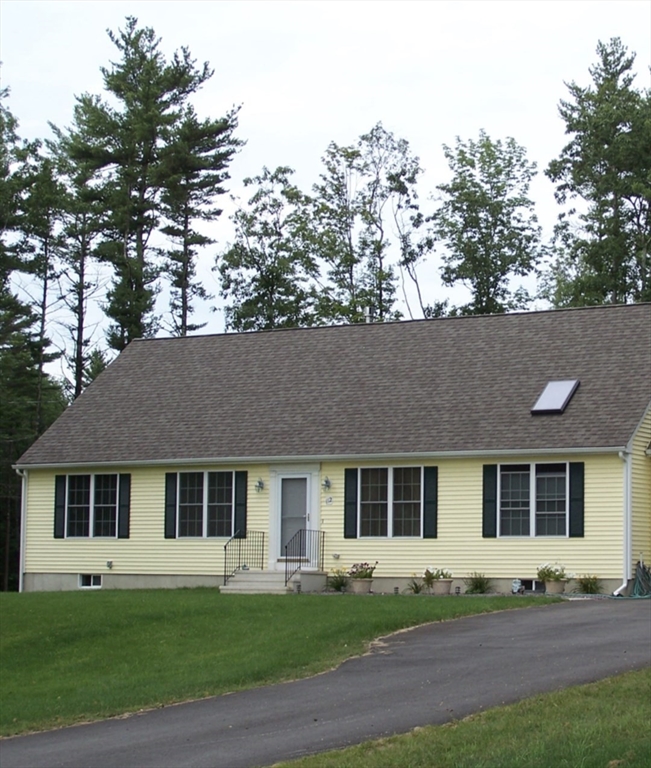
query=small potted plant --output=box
[423,566,453,595]
[347,562,378,594]
[537,562,568,594]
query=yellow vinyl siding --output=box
[24,454,626,582]
[319,455,624,580]
[630,409,651,570]
[24,465,269,577]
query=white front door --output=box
[280,477,308,557]
[269,466,320,571]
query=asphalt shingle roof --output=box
[17,304,651,467]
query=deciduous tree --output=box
[311,124,424,322]
[433,130,542,315]
[219,167,319,331]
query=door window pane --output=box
[281,477,307,553]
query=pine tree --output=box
[545,38,651,305]
[66,17,214,350]
[47,126,106,399]
[13,144,64,431]
[0,91,67,590]
[159,105,242,335]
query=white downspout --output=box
[15,468,27,593]
[613,451,632,596]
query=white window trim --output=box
[358,466,424,538]
[65,474,119,539]
[176,470,235,539]
[497,462,570,538]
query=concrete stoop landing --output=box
[220,570,293,594]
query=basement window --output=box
[79,574,102,589]
[531,380,579,415]
[518,579,545,593]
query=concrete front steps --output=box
[220,570,293,594]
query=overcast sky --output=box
[1,0,650,353]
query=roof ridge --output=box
[130,303,651,344]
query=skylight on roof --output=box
[531,380,580,415]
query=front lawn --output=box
[0,590,552,736]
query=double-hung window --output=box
[54,474,131,539]
[67,474,118,537]
[177,471,234,538]
[359,467,423,538]
[498,463,568,537]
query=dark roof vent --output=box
[531,380,580,415]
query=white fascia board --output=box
[14,444,625,471]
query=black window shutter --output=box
[423,466,438,538]
[344,468,358,538]
[164,473,177,539]
[569,462,585,538]
[483,465,498,538]
[234,471,248,538]
[54,475,66,538]
[117,474,131,539]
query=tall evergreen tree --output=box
[0,87,21,283]
[13,144,64,432]
[158,105,242,335]
[433,130,542,315]
[81,347,109,390]
[0,318,67,591]
[47,126,106,399]
[545,38,651,306]
[0,91,67,590]
[66,17,214,351]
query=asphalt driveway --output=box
[2,599,650,768]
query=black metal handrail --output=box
[284,529,325,586]
[223,530,266,586]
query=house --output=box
[15,304,651,594]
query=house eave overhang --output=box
[14,444,627,472]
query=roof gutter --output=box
[613,450,632,596]
[13,444,627,472]
[14,468,27,593]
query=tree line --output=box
[1,20,649,589]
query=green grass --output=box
[0,590,552,736]
[275,668,651,768]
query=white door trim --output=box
[268,465,321,570]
